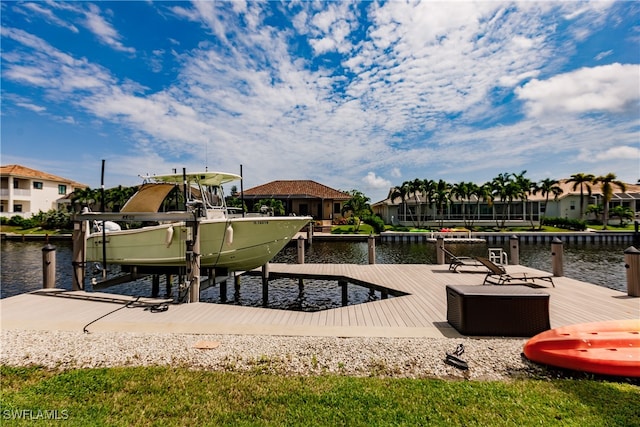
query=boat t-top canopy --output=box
[148,172,242,187]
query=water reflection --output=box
[1,239,629,309]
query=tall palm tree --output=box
[566,173,595,220]
[475,183,493,224]
[594,173,626,230]
[401,179,421,228]
[433,179,451,228]
[490,172,513,228]
[534,178,564,230]
[512,170,534,227]
[451,181,475,227]
[389,185,409,225]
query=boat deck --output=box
[1,263,637,338]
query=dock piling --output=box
[510,235,520,265]
[436,236,445,265]
[551,238,564,277]
[624,246,640,297]
[297,235,305,264]
[368,234,376,265]
[42,244,56,289]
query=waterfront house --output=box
[241,180,351,230]
[0,164,87,218]
[372,179,640,228]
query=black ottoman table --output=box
[446,285,550,336]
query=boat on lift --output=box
[84,171,311,272]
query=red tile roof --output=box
[0,164,87,188]
[242,180,351,200]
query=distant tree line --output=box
[389,171,627,230]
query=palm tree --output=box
[594,173,626,230]
[475,183,493,224]
[534,178,564,230]
[451,181,476,228]
[490,172,513,228]
[610,205,634,227]
[389,185,409,225]
[585,204,604,222]
[566,173,595,220]
[71,187,99,212]
[433,179,451,228]
[341,190,371,232]
[512,170,534,228]
[407,178,428,228]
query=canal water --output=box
[0,239,630,311]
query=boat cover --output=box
[120,183,176,212]
[152,172,241,186]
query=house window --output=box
[58,185,67,195]
[33,181,43,190]
[14,204,22,212]
[570,201,575,210]
[13,179,19,189]
[334,203,341,214]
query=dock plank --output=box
[2,263,638,338]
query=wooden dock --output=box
[1,263,637,338]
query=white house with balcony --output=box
[0,165,87,218]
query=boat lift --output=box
[72,210,208,303]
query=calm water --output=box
[0,239,630,311]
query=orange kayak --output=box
[523,319,640,377]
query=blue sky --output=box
[1,1,639,202]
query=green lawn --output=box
[1,366,638,426]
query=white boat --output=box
[85,172,312,272]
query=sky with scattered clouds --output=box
[1,1,639,202]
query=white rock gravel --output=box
[1,330,548,380]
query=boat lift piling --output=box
[73,210,201,301]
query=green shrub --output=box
[541,217,587,231]
[363,215,385,233]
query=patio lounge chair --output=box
[475,257,555,287]
[438,246,484,272]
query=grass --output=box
[0,225,70,235]
[1,366,638,426]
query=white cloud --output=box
[22,2,79,33]
[2,1,636,201]
[16,102,46,112]
[516,63,640,117]
[362,172,391,189]
[578,145,640,163]
[84,4,135,53]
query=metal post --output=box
[220,278,227,303]
[551,237,564,277]
[151,275,160,298]
[165,274,173,298]
[436,236,445,265]
[188,219,201,303]
[72,220,86,291]
[307,224,313,245]
[340,280,348,306]
[510,235,520,265]
[368,234,376,265]
[262,263,269,306]
[42,244,56,289]
[624,246,640,297]
[297,235,305,264]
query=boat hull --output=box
[523,319,640,377]
[86,216,311,271]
